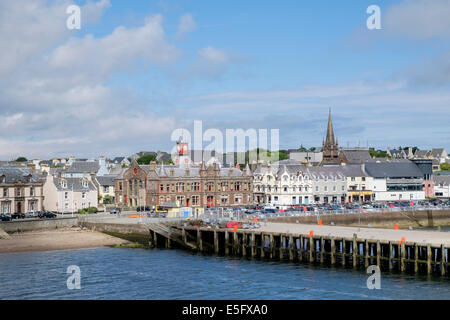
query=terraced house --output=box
[0,166,44,214]
[114,160,253,209]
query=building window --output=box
[104,186,109,193]
[351,177,355,181]
[61,181,67,188]
[119,182,122,191]
[220,182,228,191]
[192,182,200,192]
[315,186,319,192]
[30,187,34,196]
[82,192,86,199]
[221,195,228,205]
[234,182,242,191]
[192,195,200,206]
[17,188,21,197]
[324,186,328,192]
[64,192,68,199]
[206,182,214,192]
[234,194,242,204]
[176,182,185,192]
[3,188,7,197]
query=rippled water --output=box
[0,247,449,300]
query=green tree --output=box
[440,163,450,171]
[298,145,307,152]
[15,157,27,162]
[137,154,156,165]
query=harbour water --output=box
[0,247,449,300]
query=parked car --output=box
[11,212,25,219]
[0,214,11,221]
[38,211,57,219]
[109,207,121,214]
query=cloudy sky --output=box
[0,0,449,160]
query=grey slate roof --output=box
[53,177,97,192]
[96,175,116,186]
[0,166,40,183]
[65,161,99,174]
[433,175,450,186]
[364,161,423,179]
[341,150,372,163]
[414,150,430,158]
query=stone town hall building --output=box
[114,141,253,209]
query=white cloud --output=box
[198,46,229,64]
[384,0,450,39]
[0,0,179,159]
[177,13,196,36]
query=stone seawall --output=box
[0,217,78,233]
[268,210,450,229]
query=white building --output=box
[365,161,425,201]
[43,174,98,213]
[433,176,450,199]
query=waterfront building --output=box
[433,175,450,199]
[0,166,44,214]
[114,142,253,209]
[252,160,371,206]
[364,160,425,201]
[43,174,98,213]
[95,175,116,204]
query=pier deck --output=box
[258,223,450,246]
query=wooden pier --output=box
[148,223,450,277]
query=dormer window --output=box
[82,180,88,188]
[0,175,5,183]
[61,180,67,188]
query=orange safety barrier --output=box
[318,219,323,226]
[398,237,406,245]
[394,224,399,230]
[307,230,314,238]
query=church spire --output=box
[325,108,335,147]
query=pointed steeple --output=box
[325,108,335,147]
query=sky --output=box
[0,0,449,160]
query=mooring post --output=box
[251,232,256,258]
[182,228,186,245]
[441,245,446,276]
[269,234,274,259]
[365,240,369,268]
[309,236,314,263]
[352,234,357,268]
[153,230,158,248]
[197,228,203,251]
[427,245,432,275]
[289,235,295,261]
[299,236,303,262]
[389,242,393,271]
[261,234,266,259]
[401,242,406,272]
[225,230,229,256]
[342,239,346,267]
[376,240,381,267]
[214,230,219,254]
[166,238,171,249]
[331,237,336,265]
[242,233,247,258]
[414,244,419,273]
[320,237,324,264]
[280,235,285,260]
[148,230,154,248]
[233,231,238,256]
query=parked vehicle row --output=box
[0,211,57,221]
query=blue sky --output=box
[0,0,449,159]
